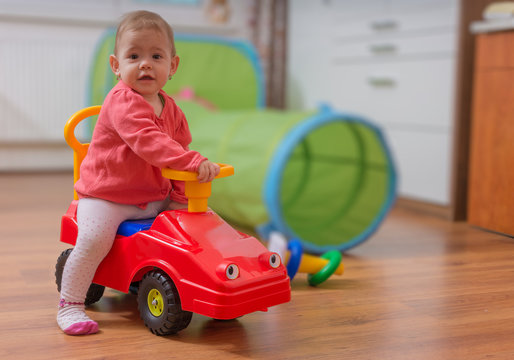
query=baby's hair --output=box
[114,10,176,57]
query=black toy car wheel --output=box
[55,248,105,306]
[137,270,192,335]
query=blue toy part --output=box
[117,218,155,237]
[286,239,303,281]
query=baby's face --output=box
[111,28,177,101]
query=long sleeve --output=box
[108,89,206,172]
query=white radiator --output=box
[0,20,104,170]
[0,26,101,142]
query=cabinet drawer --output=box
[328,58,456,128]
[390,0,457,12]
[333,32,456,61]
[330,0,456,18]
[333,4,458,40]
[475,31,514,69]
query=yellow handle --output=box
[64,106,101,199]
[298,252,344,275]
[162,164,234,213]
[284,251,344,276]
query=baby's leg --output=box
[57,198,133,335]
[57,197,169,335]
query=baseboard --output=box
[0,143,72,171]
[395,197,452,220]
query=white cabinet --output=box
[287,0,460,205]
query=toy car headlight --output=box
[225,264,239,280]
[259,252,282,269]
[268,252,281,268]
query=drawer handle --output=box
[370,19,397,31]
[369,43,397,54]
[367,76,396,87]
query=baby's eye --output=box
[129,54,138,60]
[153,54,162,59]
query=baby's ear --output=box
[169,55,180,77]
[109,55,120,78]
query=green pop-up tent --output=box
[88,31,397,253]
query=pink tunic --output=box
[75,81,207,206]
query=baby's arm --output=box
[110,93,206,172]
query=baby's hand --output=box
[197,161,220,183]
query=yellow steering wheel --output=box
[162,164,234,213]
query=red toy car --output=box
[55,106,291,335]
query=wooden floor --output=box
[2,173,514,360]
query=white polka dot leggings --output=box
[57,197,170,335]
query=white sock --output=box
[57,302,97,333]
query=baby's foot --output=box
[57,299,99,335]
